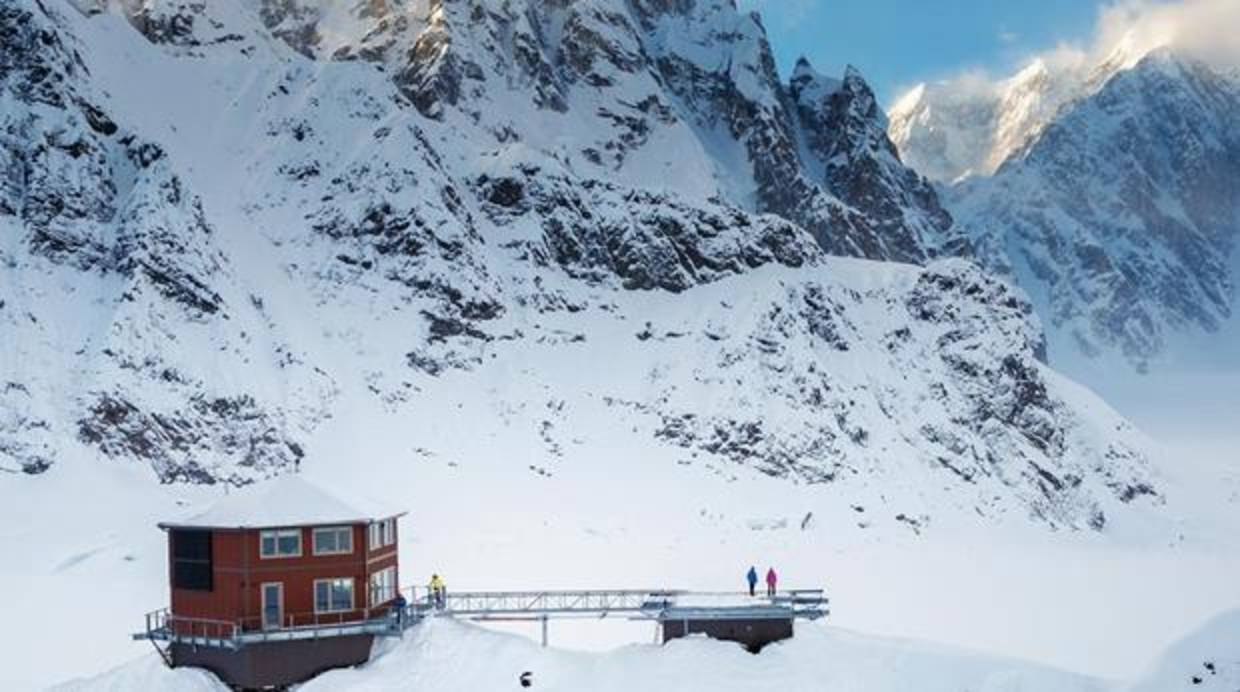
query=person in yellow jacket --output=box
[429,574,446,610]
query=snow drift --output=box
[55,610,1240,692]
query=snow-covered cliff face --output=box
[0,0,1158,530]
[232,0,957,263]
[789,60,959,260]
[945,52,1240,370]
[0,0,323,481]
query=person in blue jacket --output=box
[746,566,758,596]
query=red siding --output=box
[169,520,401,633]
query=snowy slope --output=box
[8,420,1238,689]
[1128,609,1240,692]
[56,618,1111,692]
[53,609,1240,692]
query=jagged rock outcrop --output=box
[791,60,959,259]
[237,0,957,264]
[477,169,818,292]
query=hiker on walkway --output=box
[765,567,778,597]
[746,566,758,597]
[393,591,408,627]
[429,573,446,609]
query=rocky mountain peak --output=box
[841,63,867,86]
[790,59,957,260]
[1012,57,1050,84]
[946,50,1240,371]
[788,56,841,107]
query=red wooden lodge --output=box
[136,475,408,689]
[136,477,831,689]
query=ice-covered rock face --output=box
[792,62,959,260]
[948,51,1240,370]
[649,258,1151,529]
[0,0,322,482]
[0,0,1158,530]
[225,0,957,264]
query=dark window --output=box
[171,529,213,591]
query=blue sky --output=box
[739,0,1110,104]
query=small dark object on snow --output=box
[520,671,533,687]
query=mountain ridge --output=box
[0,0,1159,533]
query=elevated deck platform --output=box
[132,608,405,651]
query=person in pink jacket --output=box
[765,567,778,597]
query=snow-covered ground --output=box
[57,618,1113,692]
[52,608,1240,692]
[6,413,1239,690]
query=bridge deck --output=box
[414,589,827,620]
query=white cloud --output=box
[898,0,1240,103]
[1090,0,1240,67]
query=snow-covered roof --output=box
[160,475,405,530]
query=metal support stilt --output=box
[540,615,548,647]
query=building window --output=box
[314,578,354,614]
[368,518,395,551]
[370,566,397,607]
[312,526,353,556]
[260,529,302,558]
[171,529,213,591]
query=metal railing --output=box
[774,589,829,615]
[414,588,681,617]
[136,605,405,649]
[141,608,243,647]
[395,587,827,620]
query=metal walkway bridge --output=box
[411,588,827,619]
[414,588,676,618]
[136,588,828,650]
[404,588,827,646]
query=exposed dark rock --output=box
[481,171,818,293]
[77,393,303,485]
